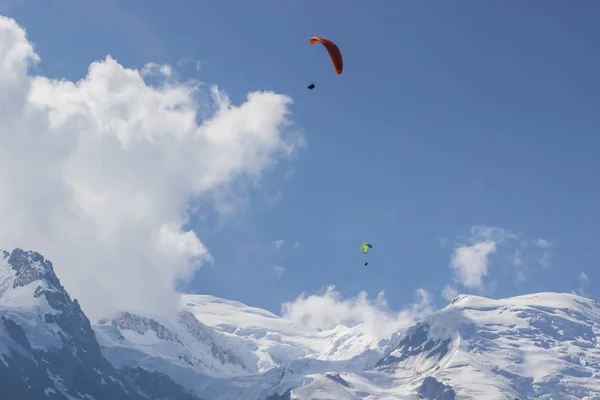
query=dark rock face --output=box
[178,310,248,369]
[9,248,61,290]
[122,366,204,400]
[418,376,456,400]
[111,311,183,344]
[0,248,204,400]
[265,389,291,400]
[375,323,452,372]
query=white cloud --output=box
[441,284,459,302]
[574,272,589,297]
[535,238,552,249]
[177,57,202,71]
[450,228,499,290]
[273,240,284,251]
[293,241,300,250]
[0,15,303,321]
[451,241,496,289]
[510,250,527,283]
[273,265,285,279]
[511,250,524,267]
[447,226,555,293]
[465,226,515,247]
[281,286,434,340]
[534,238,553,269]
[140,62,172,78]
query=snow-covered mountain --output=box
[2,247,600,400]
[0,248,203,400]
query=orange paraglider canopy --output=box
[310,36,343,75]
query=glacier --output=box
[1,247,600,399]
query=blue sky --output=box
[2,1,599,318]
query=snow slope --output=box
[0,249,68,352]
[181,294,382,371]
[364,292,600,399]
[105,292,600,399]
[96,294,383,399]
[0,248,204,400]
[2,247,600,399]
[424,293,600,399]
[95,308,259,393]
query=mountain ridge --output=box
[0,247,204,400]
[1,247,600,399]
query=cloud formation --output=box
[574,272,589,297]
[448,226,511,292]
[534,238,553,269]
[177,57,202,71]
[0,15,303,321]
[443,226,555,300]
[451,240,497,289]
[281,286,434,340]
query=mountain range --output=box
[1,247,599,400]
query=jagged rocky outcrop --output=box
[2,247,600,399]
[265,389,291,400]
[178,310,249,369]
[375,322,453,373]
[418,376,456,400]
[0,248,203,400]
[110,312,182,344]
[94,306,256,395]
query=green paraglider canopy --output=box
[360,243,372,254]
[361,243,373,266]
